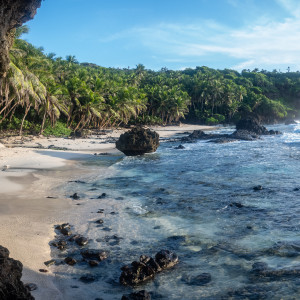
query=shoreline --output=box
[0,124,216,299]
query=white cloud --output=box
[99,1,300,71]
[276,0,300,17]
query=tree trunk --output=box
[19,105,30,135]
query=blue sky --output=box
[25,0,300,71]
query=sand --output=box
[0,124,216,299]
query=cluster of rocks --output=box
[50,223,108,269]
[0,245,34,299]
[250,261,300,281]
[116,127,159,156]
[180,117,282,144]
[120,250,178,286]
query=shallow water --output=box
[52,122,300,300]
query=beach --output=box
[0,124,214,299]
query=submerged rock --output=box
[183,273,212,286]
[81,249,108,261]
[229,202,244,208]
[174,144,185,149]
[119,250,178,286]
[79,275,96,283]
[253,185,263,191]
[122,290,151,300]
[0,246,34,299]
[116,127,159,156]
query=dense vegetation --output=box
[0,27,299,135]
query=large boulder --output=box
[236,117,269,135]
[116,127,159,156]
[285,118,297,125]
[0,245,34,299]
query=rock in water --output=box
[120,250,178,285]
[285,118,297,125]
[236,117,269,135]
[0,245,34,299]
[122,290,151,300]
[81,249,108,261]
[236,117,282,135]
[116,127,159,156]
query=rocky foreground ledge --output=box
[0,245,34,299]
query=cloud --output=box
[276,0,300,17]
[99,1,300,71]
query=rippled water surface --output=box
[53,122,300,300]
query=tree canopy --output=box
[0,27,299,135]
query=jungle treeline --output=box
[0,26,299,135]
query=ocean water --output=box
[52,122,300,300]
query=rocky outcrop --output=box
[285,118,297,125]
[181,117,281,144]
[236,117,279,135]
[120,250,178,286]
[0,245,34,299]
[116,127,159,156]
[0,0,42,78]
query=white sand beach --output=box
[0,124,215,299]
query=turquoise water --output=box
[52,122,300,300]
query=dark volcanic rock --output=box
[88,260,99,267]
[122,290,151,300]
[24,283,37,292]
[120,250,178,286]
[0,0,42,78]
[70,193,80,200]
[97,193,106,199]
[285,118,297,125]
[0,245,34,299]
[155,250,178,269]
[81,249,108,261]
[79,275,96,283]
[231,130,259,141]
[174,144,185,149]
[75,236,88,246]
[236,117,269,135]
[44,259,56,267]
[253,185,263,191]
[64,257,77,266]
[236,117,281,136]
[251,262,269,274]
[188,273,212,286]
[229,202,244,208]
[116,127,159,156]
[188,130,207,139]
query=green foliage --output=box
[1,33,299,135]
[42,121,72,137]
[205,114,225,125]
[130,115,163,125]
